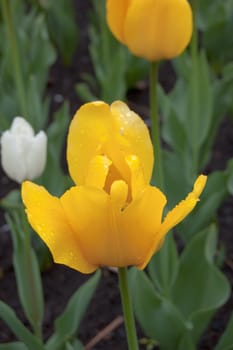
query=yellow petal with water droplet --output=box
[110,101,153,184]
[125,154,145,199]
[67,101,112,186]
[67,101,153,189]
[85,155,112,189]
[22,181,97,273]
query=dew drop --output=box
[120,127,124,135]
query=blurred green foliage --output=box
[198,0,233,71]
[76,0,148,103]
[0,0,55,128]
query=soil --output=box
[0,1,233,349]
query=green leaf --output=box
[125,55,148,89]
[222,62,233,84]
[178,171,228,242]
[178,333,196,350]
[88,22,128,102]
[220,65,233,116]
[39,102,71,196]
[81,0,130,103]
[187,51,213,158]
[75,82,98,102]
[202,1,233,68]
[172,225,230,343]
[26,75,50,131]
[0,343,28,350]
[226,158,233,195]
[46,102,70,164]
[164,50,226,176]
[0,93,19,129]
[163,150,191,208]
[46,270,101,350]
[215,311,233,350]
[0,6,55,125]
[0,189,21,210]
[129,268,189,350]
[46,0,78,65]
[162,52,214,151]
[65,339,84,350]
[18,12,56,94]
[199,76,233,169]
[6,212,44,337]
[159,84,187,154]
[0,301,44,350]
[173,52,192,82]
[148,235,179,297]
[13,248,44,335]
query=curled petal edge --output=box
[138,175,207,270]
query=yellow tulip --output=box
[22,101,206,274]
[106,0,193,61]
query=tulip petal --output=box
[61,184,166,268]
[125,154,145,199]
[67,101,153,187]
[110,180,128,211]
[160,175,207,233]
[119,186,167,267]
[26,131,47,180]
[67,101,112,186]
[61,185,120,267]
[1,132,27,183]
[22,181,97,273]
[139,175,207,269]
[85,155,112,189]
[124,0,193,61]
[110,101,153,184]
[106,0,131,43]
[11,117,34,137]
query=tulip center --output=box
[110,180,128,211]
[104,153,146,204]
[86,151,146,207]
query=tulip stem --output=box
[190,0,199,176]
[149,61,164,190]
[118,267,139,350]
[190,0,199,61]
[1,0,28,118]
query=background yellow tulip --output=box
[107,0,193,61]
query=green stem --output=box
[118,267,139,350]
[149,61,164,190]
[1,0,28,118]
[190,0,199,61]
[190,0,199,176]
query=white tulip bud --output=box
[1,117,47,183]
